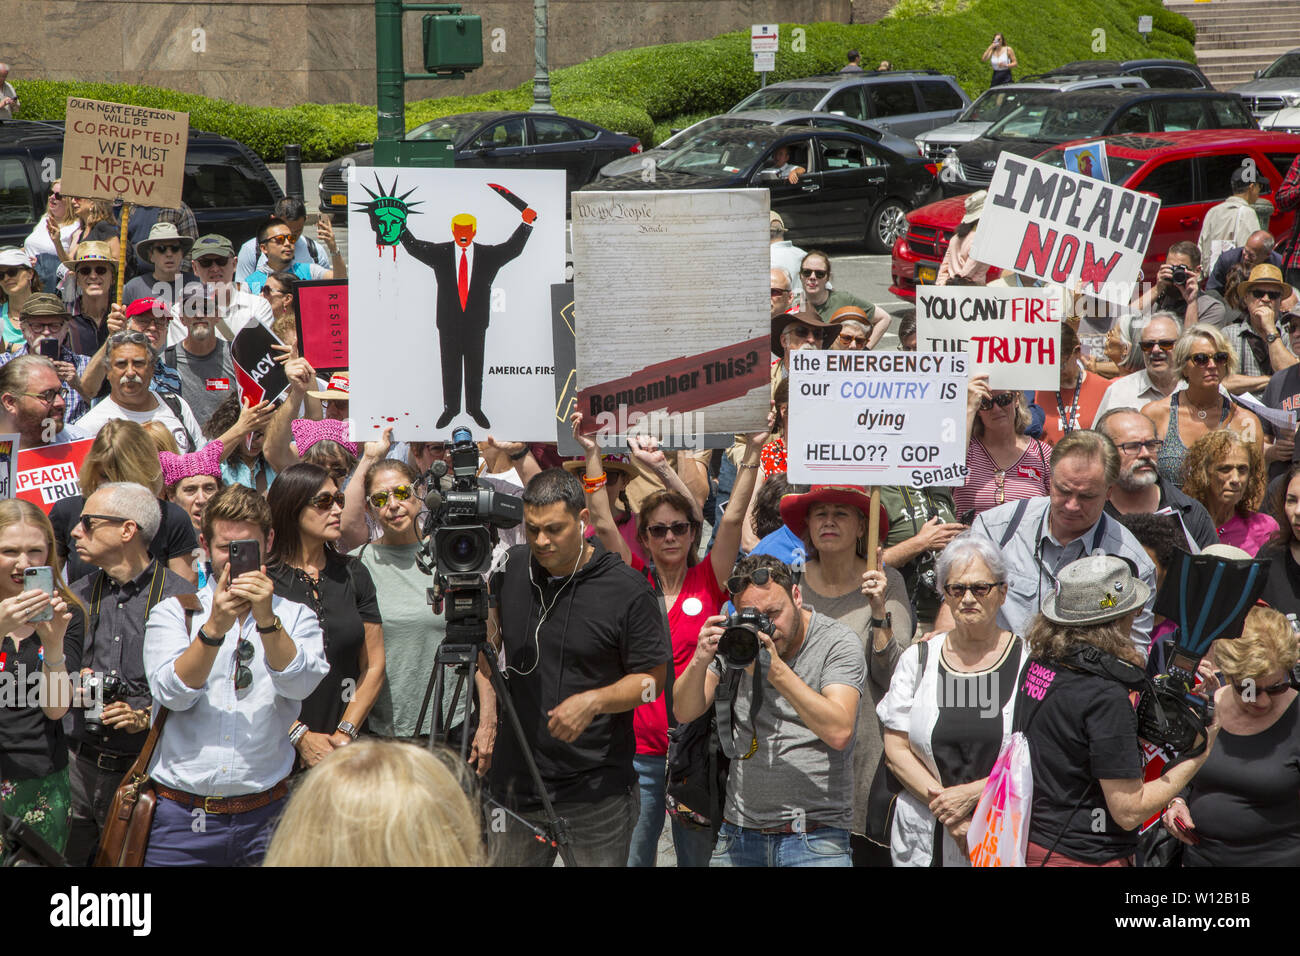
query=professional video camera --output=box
[717,608,773,669]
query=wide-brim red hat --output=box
[779,484,889,541]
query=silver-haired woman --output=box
[876,532,1028,866]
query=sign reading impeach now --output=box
[60,98,189,208]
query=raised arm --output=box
[338,426,392,553]
[264,355,316,473]
[711,423,770,589]
[212,402,275,463]
[571,411,630,563]
[628,434,704,524]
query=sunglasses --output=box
[836,332,868,346]
[1249,289,1283,301]
[1139,338,1177,353]
[1232,677,1291,697]
[49,192,62,200]
[978,393,1016,411]
[233,637,254,692]
[726,565,793,596]
[151,244,183,254]
[76,264,110,277]
[310,491,346,511]
[800,268,828,279]
[646,520,693,539]
[1189,351,1230,367]
[79,513,128,534]
[0,268,28,280]
[262,234,294,245]
[1115,439,1165,455]
[195,256,230,268]
[368,484,413,508]
[943,581,1005,598]
[770,287,791,296]
[786,325,818,340]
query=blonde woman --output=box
[265,740,484,866]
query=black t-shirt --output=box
[1258,545,1300,630]
[0,612,83,780]
[1184,696,1300,866]
[488,542,670,809]
[269,552,381,733]
[931,638,1019,786]
[1018,659,1143,863]
[50,495,199,584]
[1261,365,1300,481]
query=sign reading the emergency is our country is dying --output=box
[969,154,1160,307]
[61,98,189,208]
[916,286,1062,391]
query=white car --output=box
[1260,106,1300,136]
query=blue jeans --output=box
[710,821,853,867]
[628,753,715,867]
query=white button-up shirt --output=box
[1093,368,1187,421]
[144,586,329,797]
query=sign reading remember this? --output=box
[969,153,1160,309]
[788,351,969,489]
[60,98,189,208]
[916,286,1062,391]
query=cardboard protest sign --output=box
[348,168,565,440]
[787,351,968,488]
[571,189,770,449]
[60,98,189,208]
[916,286,1062,390]
[970,154,1159,308]
[294,279,348,376]
[231,324,291,407]
[15,439,93,513]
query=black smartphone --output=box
[38,338,60,359]
[227,539,261,579]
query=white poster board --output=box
[970,153,1160,308]
[915,286,1062,390]
[787,351,969,488]
[571,189,770,448]
[347,167,566,441]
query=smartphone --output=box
[38,338,60,359]
[227,539,261,580]
[23,566,54,622]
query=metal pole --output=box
[283,144,304,201]
[375,0,406,164]
[530,0,555,113]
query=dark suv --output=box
[729,70,970,139]
[1046,59,1213,90]
[0,120,282,248]
[942,88,1255,194]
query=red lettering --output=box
[990,337,1009,363]
[1014,223,1057,276]
[1051,234,1079,283]
[1079,242,1123,291]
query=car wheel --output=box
[867,199,909,255]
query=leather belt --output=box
[70,738,137,773]
[155,780,289,815]
[755,821,831,835]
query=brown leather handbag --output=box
[94,706,169,868]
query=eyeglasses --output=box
[233,637,254,692]
[261,285,287,297]
[79,513,128,534]
[0,268,27,280]
[195,256,230,268]
[1232,677,1291,697]
[1138,338,1177,353]
[309,491,346,511]
[978,393,1016,411]
[368,484,413,508]
[151,244,183,255]
[76,264,110,277]
[836,333,868,346]
[22,321,64,335]
[1249,289,1283,301]
[800,268,828,279]
[726,565,793,596]
[1189,351,1230,367]
[943,581,1005,598]
[1115,439,1165,455]
[131,314,170,328]
[786,325,818,340]
[770,287,791,297]
[262,234,294,246]
[22,388,62,406]
[646,520,692,539]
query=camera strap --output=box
[715,656,763,761]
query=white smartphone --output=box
[23,566,54,622]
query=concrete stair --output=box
[1164,0,1300,90]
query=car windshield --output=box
[1035,147,1145,183]
[1260,54,1300,79]
[406,115,492,144]
[732,88,826,112]
[660,117,765,150]
[962,88,1051,123]
[655,133,773,174]
[987,102,1117,141]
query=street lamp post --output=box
[530,0,555,113]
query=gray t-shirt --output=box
[711,609,867,830]
[171,340,236,431]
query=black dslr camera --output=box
[1170,264,1189,285]
[83,674,125,737]
[718,608,773,669]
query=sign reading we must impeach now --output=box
[61,98,189,208]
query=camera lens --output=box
[451,426,472,444]
[437,526,489,573]
[718,627,759,668]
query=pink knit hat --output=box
[291,417,359,458]
[159,440,224,487]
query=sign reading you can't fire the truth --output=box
[60,97,189,208]
[916,286,1062,391]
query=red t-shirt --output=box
[629,555,727,756]
[1035,369,1110,446]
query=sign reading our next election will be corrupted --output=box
[969,153,1160,308]
[916,286,1062,391]
[788,351,968,488]
[60,98,190,208]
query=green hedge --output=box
[12,0,1196,160]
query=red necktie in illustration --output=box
[458,250,469,310]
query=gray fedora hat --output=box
[1041,553,1150,626]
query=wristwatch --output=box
[870,612,892,630]
[1266,331,1281,344]
[337,720,359,740]
[255,616,283,635]
[198,627,225,647]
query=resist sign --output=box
[916,286,1062,390]
[61,98,189,208]
[787,351,968,489]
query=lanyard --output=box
[1056,377,1082,436]
[1033,509,1110,608]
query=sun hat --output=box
[562,453,638,479]
[1040,553,1151,626]
[771,307,842,358]
[307,371,350,402]
[134,222,194,261]
[779,484,889,542]
[961,189,987,225]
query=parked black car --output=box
[585,125,939,253]
[943,88,1255,194]
[0,120,282,248]
[317,110,642,217]
[1045,59,1213,90]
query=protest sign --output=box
[571,189,770,449]
[1063,141,1109,183]
[348,167,565,440]
[550,283,583,456]
[231,324,291,407]
[15,439,93,513]
[970,153,1160,307]
[915,286,1062,390]
[787,351,968,488]
[0,435,15,499]
[60,98,189,208]
[295,279,348,376]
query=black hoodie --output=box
[489,540,670,808]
